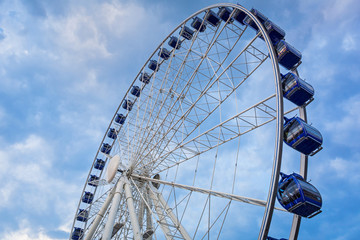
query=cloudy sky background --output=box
[0,0,360,239]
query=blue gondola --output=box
[88,174,99,187]
[143,230,154,239]
[267,237,288,240]
[217,7,234,23]
[115,113,126,125]
[101,143,112,154]
[282,72,314,106]
[168,36,182,49]
[139,72,151,84]
[243,8,268,31]
[107,128,117,139]
[191,17,207,32]
[77,209,88,222]
[131,86,141,97]
[179,26,194,40]
[233,8,246,25]
[94,158,105,170]
[82,191,94,204]
[283,117,323,156]
[276,40,302,70]
[264,20,285,44]
[72,227,84,240]
[277,172,322,218]
[148,60,159,72]
[158,48,171,60]
[122,99,133,111]
[204,9,221,27]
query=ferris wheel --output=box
[69,3,324,240]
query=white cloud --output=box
[44,1,172,63]
[2,223,63,240]
[0,134,82,236]
[0,106,7,127]
[328,157,360,181]
[342,34,357,51]
[0,135,51,209]
[322,0,359,22]
[96,2,150,39]
[323,94,360,146]
[49,8,111,59]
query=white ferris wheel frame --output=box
[69,3,310,240]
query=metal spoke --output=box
[132,33,267,171]
[148,185,192,240]
[131,174,286,212]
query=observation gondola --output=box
[101,143,112,154]
[264,20,285,44]
[233,8,246,25]
[71,227,83,240]
[122,99,133,111]
[243,8,268,31]
[217,7,234,23]
[191,17,207,32]
[115,113,126,125]
[267,237,288,240]
[148,60,160,72]
[276,40,302,70]
[107,128,117,139]
[88,174,99,187]
[283,116,323,156]
[139,72,151,84]
[204,9,221,27]
[82,191,94,204]
[76,209,88,222]
[94,158,105,170]
[277,172,322,218]
[282,72,314,106]
[158,48,171,60]
[180,26,194,40]
[131,85,141,97]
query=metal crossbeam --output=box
[132,174,286,212]
[145,97,298,174]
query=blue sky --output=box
[0,0,360,239]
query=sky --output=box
[0,0,360,239]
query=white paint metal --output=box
[102,177,125,240]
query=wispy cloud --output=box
[2,219,62,240]
[341,34,358,51]
[0,134,81,237]
[323,94,360,147]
